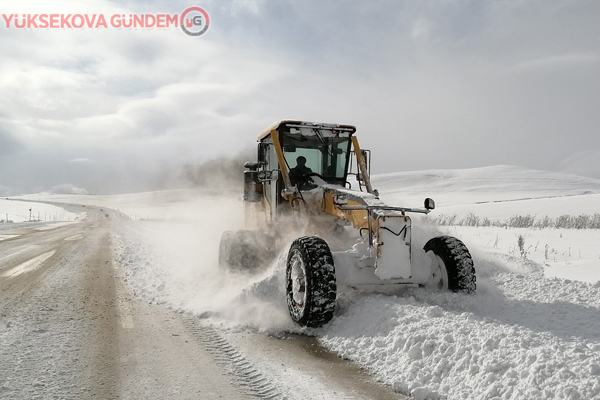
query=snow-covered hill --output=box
[374,164,600,208]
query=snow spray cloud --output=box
[111,194,295,332]
[181,148,255,189]
[1,6,210,37]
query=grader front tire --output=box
[286,236,337,328]
[423,236,476,294]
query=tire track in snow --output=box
[183,317,284,400]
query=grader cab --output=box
[219,120,476,328]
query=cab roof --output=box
[257,120,357,141]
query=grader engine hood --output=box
[374,214,412,279]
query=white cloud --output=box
[509,52,600,73]
[410,19,433,41]
[67,158,93,163]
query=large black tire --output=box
[218,231,236,269]
[219,230,272,272]
[286,236,337,328]
[423,236,476,294]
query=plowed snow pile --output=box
[28,165,600,400]
[320,256,600,399]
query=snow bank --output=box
[0,199,81,224]
[319,255,600,399]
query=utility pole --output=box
[29,208,32,222]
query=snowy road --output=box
[0,204,407,400]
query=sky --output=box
[0,0,599,195]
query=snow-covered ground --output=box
[16,188,238,222]
[0,198,83,225]
[14,165,600,399]
[374,165,600,209]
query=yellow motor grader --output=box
[219,120,476,328]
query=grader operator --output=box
[219,120,476,328]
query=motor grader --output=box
[219,120,476,328]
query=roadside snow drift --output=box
[0,199,81,224]
[320,255,600,400]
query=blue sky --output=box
[1,0,599,194]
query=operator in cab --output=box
[289,156,312,186]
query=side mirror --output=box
[258,142,268,163]
[424,198,435,210]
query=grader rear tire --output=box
[286,236,337,328]
[219,230,268,272]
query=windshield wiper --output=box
[314,129,333,157]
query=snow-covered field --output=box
[0,198,82,225]
[14,165,600,399]
[17,188,238,222]
[374,165,600,209]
